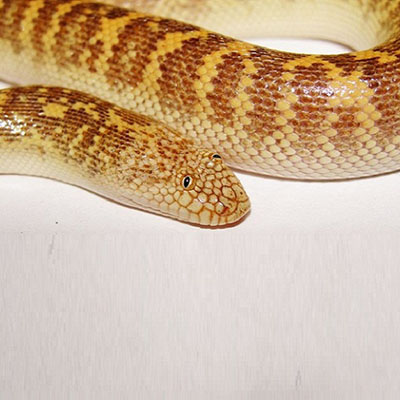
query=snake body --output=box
[1,0,400,224]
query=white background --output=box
[1,39,400,399]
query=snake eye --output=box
[182,175,192,189]
[212,154,222,159]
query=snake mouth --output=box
[184,195,250,226]
[117,189,250,226]
[166,182,250,226]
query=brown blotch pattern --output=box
[0,0,400,178]
[106,16,201,88]
[157,34,234,111]
[0,1,28,53]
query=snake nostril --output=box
[215,197,238,216]
[215,201,229,215]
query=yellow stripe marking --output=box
[18,0,45,45]
[41,1,84,56]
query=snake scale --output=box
[0,0,400,225]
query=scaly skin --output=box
[0,86,250,225]
[0,0,400,179]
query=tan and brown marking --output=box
[0,0,400,221]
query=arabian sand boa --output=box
[0,0,400,225]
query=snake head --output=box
[161,150,250,226]
[113,119,250,226]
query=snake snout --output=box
[190,150,250,225]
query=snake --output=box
[0,0,400,225]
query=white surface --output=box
[1,39,400,399]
